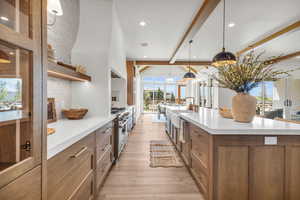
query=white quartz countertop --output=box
[179,108,300,135]
[47,115,117,159]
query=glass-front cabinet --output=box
[0,0,43,189]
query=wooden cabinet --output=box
[183,121,300,200]
[95,122,114,193]
[0,166,41,200]
[47,133,95,200]
[47,120,116,200]
[0,0,45,199]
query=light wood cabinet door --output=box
[249,146,285,200]
[0,165,41,200]
[70,171,94,200]
[285,146,300,200]
[0,0,43,189]
[216,146,249,200]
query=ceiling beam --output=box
[268,51,300,64]
[135,60,211,66]
[182,66,198,74]
[237,20,300,55]
[169,0,221,64]
[139,66,151,73]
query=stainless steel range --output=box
[114,110,130,159]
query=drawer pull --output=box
[105,128,112,134]
[70,147,88,158]
[101,144,110,151]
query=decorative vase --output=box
[232,93,257,123]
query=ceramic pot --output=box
[232,93,257,123]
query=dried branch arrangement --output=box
[212,51,297,93]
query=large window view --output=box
[250,81,275,116]
[142,76,182,113]
[0,78,22,111]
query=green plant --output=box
[212,51,297,93]
[0,81,8,102]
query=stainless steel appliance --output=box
[115,111,130,159]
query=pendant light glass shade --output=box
[183,40,196,81]
[183,71,196,80]
[212,0,236,67]
[48,0,63,16]
[0,50,11,63]
[212,48,236,67]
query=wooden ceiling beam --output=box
[139,66,151,73]
[182,66,198,74]
[237,20,300,55]
[135,60,211,66]
[169,0,221,63]
[268,51,300,64]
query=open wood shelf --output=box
[48,62,91,82]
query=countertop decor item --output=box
[47,98,57,123]
[212,0,236,67]
[62,108,88,120]
[47,128,56,135]
[212,51,297,123]
[219,107,233,119]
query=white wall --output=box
[71,0,113,117]
[111,78,127,108]
[108,2,127,79]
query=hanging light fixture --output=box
[183,40,196,80]
[47,0,63,26]
[0,50,11,63]
[212,0,236,67]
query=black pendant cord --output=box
[222,0,226,52]
[188,40,193,72]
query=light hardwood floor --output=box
[98,114,204,200]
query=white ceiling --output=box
[116,0,300,65]
[115,0,204,60]
[177,0,300,62]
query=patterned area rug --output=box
[150,140,184,168]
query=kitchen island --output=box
[166,107,300,200]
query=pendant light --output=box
[212,0,236,67]
[183,40,196,80]
[0,50,10,63]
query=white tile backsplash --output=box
[47,77,72,119]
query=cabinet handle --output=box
[102,144,110,151]
[70,147,88,158]
[105,128,112,134]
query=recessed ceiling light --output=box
[141,42,149,47]
[0,16,9,21]
[228,22,235,28]
[143,56,148,58]
[193,56,197,59]
[139,21,147,27]
[9,52,14,55]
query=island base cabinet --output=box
[0,166,41,200]
[184,122,300,200]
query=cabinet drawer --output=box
[96,122,113,140]
[69,171,94,200]
[191,154,208,198]
[96,126,113,160]
[47,133,95,200]
[190,125,209,168]
[96,147,112,191]
[0,166,41,200]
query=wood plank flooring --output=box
[98,114,204,200]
